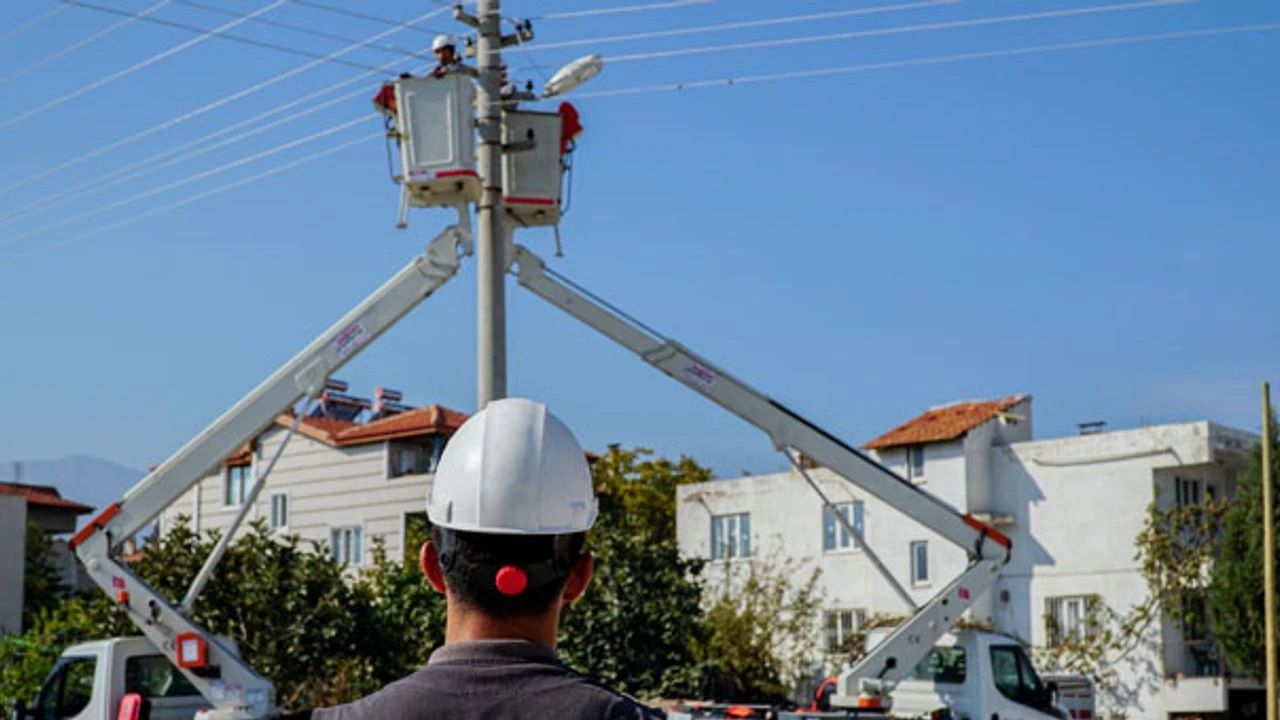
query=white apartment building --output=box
[675,395,1261,720]
[158,384,464,568]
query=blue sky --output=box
[0,0,1276,479]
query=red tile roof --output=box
[275,404,467,448]
[864,395,1028,450]
[0,482,94,513]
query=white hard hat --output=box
[428,398,597,535]
[432,34,456,52]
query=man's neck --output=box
[443,601,560,650]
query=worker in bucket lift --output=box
[311,398,665,720]
[430,33,463,77]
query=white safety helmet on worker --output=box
[432,34,457,52]
[428,397,598,535]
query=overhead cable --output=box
[289,0,439,35]
[536,1,713,21]
[0,0,173,91]
[573,22,1280,98]
[3,115,374,247]
[26,133,379,257]
[0,5,71,45]
[513,0,957,54]
[59,0,391,72]
[0,0,288,134]
[0,57,430,228]
[15,18,1275,255]
[0,6,448,200]
[168,0,433,62]
[607,0,1195,63]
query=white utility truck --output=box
[17,59,1055,720]
[13,637,209,720]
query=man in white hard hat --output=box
[430,34,462,77]
[313,398,664,720]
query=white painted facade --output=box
[158,424,437,567]
[676,398,1258,720]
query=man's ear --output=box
[561,553,594,603]
[420,541,447,594]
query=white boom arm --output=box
[510,244,1011,707]
[70,222,470,719]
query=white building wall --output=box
[677,416,1256,720]
[0,494,27,634]
[160,426,435,566]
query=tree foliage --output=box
[0,519,447,712]
[22,523,69,629]
[1209,413,1278,678]
[559,445,710,697]
[694,557,824,703]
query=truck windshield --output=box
[990,645,1047,707]
[34,655,96,720]
[909,646,967,684]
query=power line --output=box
[607,0,1194,63]
[0,6,448,200]
[25,132,379,257]
[513,0,957,55]
[0,0,288,134]
[0,0,173,91]
[59,0,391,72]
[167,0,433,62]
[288,0,441,36]
[0,5,70,45]
[0,57,430,229]
[536,1,712,21]
[3,115,374,247]
[15,20,1278,256]
[572,21,1280,98]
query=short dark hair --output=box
[431,526,586,617]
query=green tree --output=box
[695,557,824,703]
[22,523,68,629]
[559,445,711,698]
[0,518,449,712]
[1209,413,1278,678]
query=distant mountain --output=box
[0,455,144,519]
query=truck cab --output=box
[888,631,1071,720]
[14,637,210,720]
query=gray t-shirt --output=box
[312,639,664,720]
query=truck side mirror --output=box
[1045,681,1060,706]
[10,699,27,720]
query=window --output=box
[388,437,445,478]
[223,464,251,506]
[824,608,866,653]
[909,645,967,684]
[1045,594,1099,646]
[331,525,364,566]
[125,655,200,699]
[990,645,1048,708]
[908,445,925,481]
[823,501,865,551]
[911,540,929,585]
[710,513,751,559]
[34,655,96,719]
[1175,476,1201,508]
[269,493,288,530]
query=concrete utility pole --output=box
[1264,381,1277,720]
[474,0,507,408]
